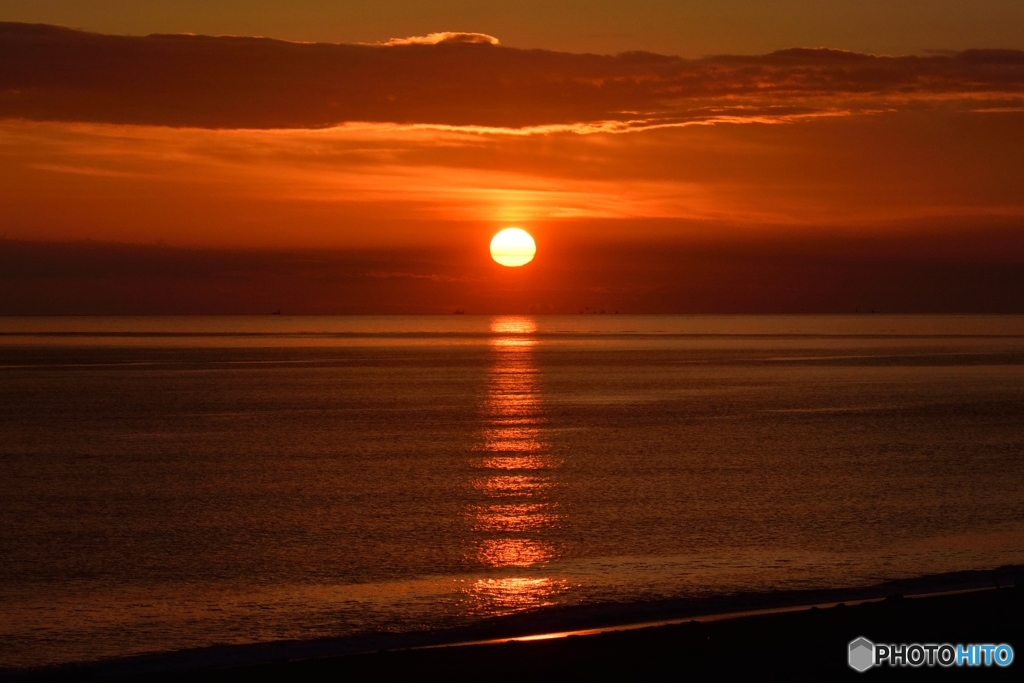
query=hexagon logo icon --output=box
[849,637,875,672]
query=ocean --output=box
[2,315,1023,669]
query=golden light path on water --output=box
[465,316,569,613]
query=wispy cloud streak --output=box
[377,32,500,46]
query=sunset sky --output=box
[2,3,1023,313]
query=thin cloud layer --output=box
[3,96,1023,249]
[1,22,1023,129]
[379,32,500,46]
[4,236,1023,315]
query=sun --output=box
[490,228,536,267]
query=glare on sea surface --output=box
[490,228,536,267]
[472,503,561,533]
[491,317,537,335]
[461,314,568,616]
[477,538,556,567]
[466,577,569,615]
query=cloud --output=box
[364,270,481,283]
[1,22,1022,130]
[4,103,1023,249]
[4,235,1024,315]
[379,32,500,46]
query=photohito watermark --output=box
[849,637,1014,671]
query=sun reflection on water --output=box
[478,455,558,470]
[466,577,569,615]
[477,538,557,567]
[490,318,538,337]
[472,475,551,497]
[471,504,562,532]
[462,316,568,615]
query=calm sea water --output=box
[2,315,1023,668]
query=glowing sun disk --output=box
[490,228,536,267]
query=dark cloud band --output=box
[1,22,1023,129]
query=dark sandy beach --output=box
[11,568,1021,681]
[179,586,1024,680]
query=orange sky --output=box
[1,22,1023,313]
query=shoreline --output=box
[424,585,1003,651]
[287,584,1024,680]
[7,565,1022,680]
